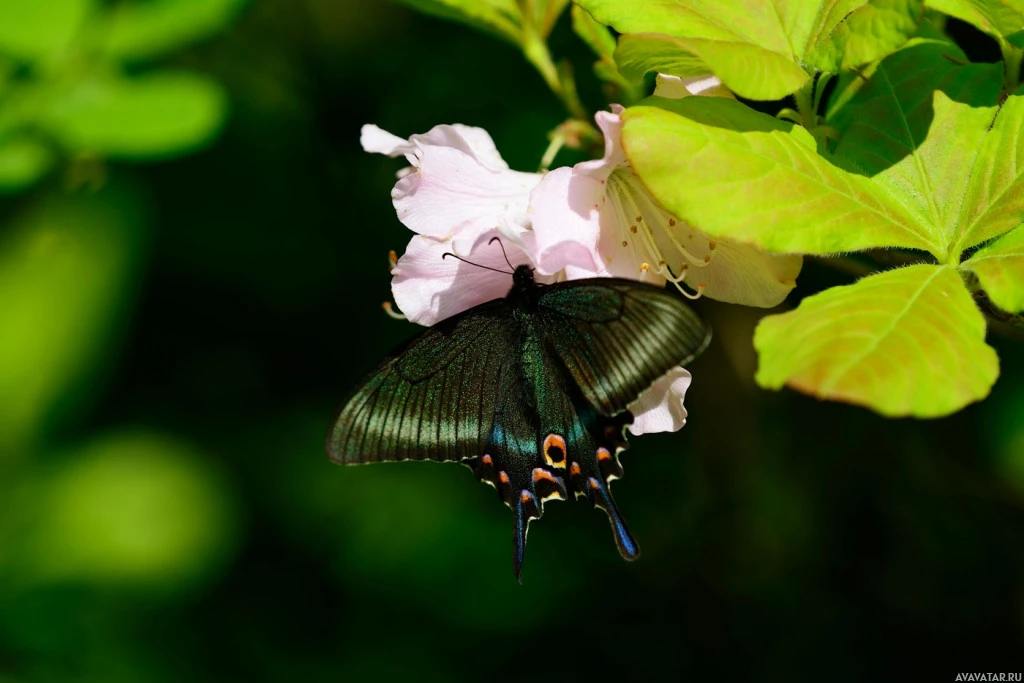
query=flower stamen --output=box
[382,301,406,320]
[606,170,715,277]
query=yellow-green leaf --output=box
[0,0,94,63]
[101,0,248,61]
[621,97,937,255]
[0,187,147,454]
[393,0,522,45]
[42,71,228,159]
[754,264,998,418]
[927,0,1024,43]
[15,430,238,589]
[0,136,54,192]
[957,87,1024,252]
[962,224,1024,313]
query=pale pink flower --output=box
[529,82,802,307]
[362,121,705,435]
[360,123,542,241]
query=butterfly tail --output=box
[511,490,539,584]
[588,476,640,560]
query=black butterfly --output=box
[326,263,710,581]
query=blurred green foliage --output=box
[0,1,1022,682]
[0,0,239,192]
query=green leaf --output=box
[393,0,522,45]
[571,4,616,58]
[957,87,1024,252]
[0,0,94,63]
[963,225,1024,313]
[754,264,998,418]
[927,0,1024,42]
[827,39,1003,260]
[0,136,54,192]
[613,33,709,85]
[17,430,238,588]
[101,0,248,62]
[577,0,919,98]
[831,0,923,69]
[613,33,804,100]
[620,97,936,254]
[42,71,228,159]
[576,0,813,98]
[0,186,147,454]
[824,23,963,122]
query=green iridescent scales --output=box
[326,266,710,581]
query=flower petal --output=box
[527,167,605,276]
[652,221,802,307]
[411,123,510,173]
[392,144,540,240]
[654,74,734,99]
[627,367,692,435]
[362,123,542,240]
[575,106,628,177]
[392,227,528,326]
[360,124,413,156]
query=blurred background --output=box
[1,1,1022,681]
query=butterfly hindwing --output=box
[536,279,711,415]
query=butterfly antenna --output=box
[441,251,512,275]
[487,236,516,271]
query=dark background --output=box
[1,2,1022,681]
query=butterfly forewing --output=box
[536,280,711,416]
[326,300,514,464]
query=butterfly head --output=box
[511,264,536,288]
[506,264,542,311]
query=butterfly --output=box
[326,262,711,581]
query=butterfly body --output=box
[327,265,710,581]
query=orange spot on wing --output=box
[543,434,567,467]
[597,448,612,462]
[481,455,493,465]
[533,470,556,484]
[588,478,601,491]
[570,463,582,476]
[499,471,510,484]
[520,491,534,504]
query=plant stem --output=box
[1001,40,1023,93]
[520,23,588,120]
[793,75,817,130]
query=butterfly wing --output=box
[326,300,515,464]
[326,299,571,580]
[326,276,711,581]
[535,278,711,416]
